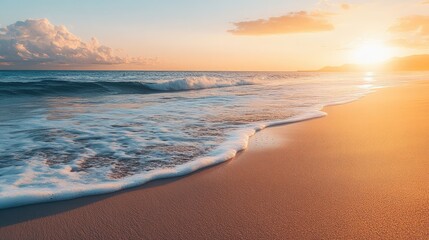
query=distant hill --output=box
[319,55,429,72]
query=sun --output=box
[352,40,393,65]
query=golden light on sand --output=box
[352,40,392,65]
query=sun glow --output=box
[352,41,393,65]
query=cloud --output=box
[389,15,429,48]
[0,18,148,67]
[228,11,334,36]
[340,3,351,10]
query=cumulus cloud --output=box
[0,18,147,67]
[389,15,429,48]
[228,11,334,36]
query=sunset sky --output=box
[1,0,428,70]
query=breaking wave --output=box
[0,76,258,96]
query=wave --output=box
[0,110,326,209]
[0,77,258,97]
[145,76,257,91]
[0,80,155,96]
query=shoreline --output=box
[0,107,328,210]
[1,82,428,239]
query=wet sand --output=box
[0,82,428,239]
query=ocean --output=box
[0,70,426,208]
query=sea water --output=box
[0,71,426,208]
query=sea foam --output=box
[0,71,424,209]
[145,76,258,91]
[0,110,326,209]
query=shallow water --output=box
[0,70,426,208]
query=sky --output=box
[0,0,428,71]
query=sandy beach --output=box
[1,82,428,239]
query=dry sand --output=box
[0,82,428,239]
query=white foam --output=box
[1,71,425,209]
[0,110,326,209]
[145,76,258,91]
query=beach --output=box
[1,81,428,239]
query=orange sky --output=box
[0,0,428,70]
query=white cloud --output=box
[0,18,147,67]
